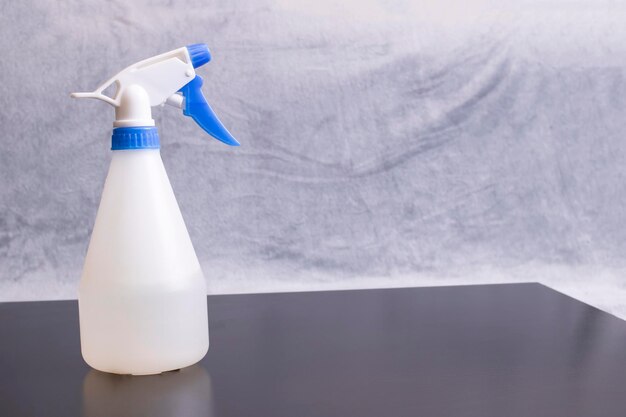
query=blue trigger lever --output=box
[179,44,240,146]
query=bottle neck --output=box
[113,85,155,128]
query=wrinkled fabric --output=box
[1,0,626,317]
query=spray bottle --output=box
[71,44,238,375]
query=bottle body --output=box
[79,149,208,375]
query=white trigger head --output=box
[71,46,196,127]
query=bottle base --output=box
[83,346,208,376]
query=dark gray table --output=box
[1,283,626,417]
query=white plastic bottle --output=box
[72,44,239,375]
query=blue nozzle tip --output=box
[186,43,211,68]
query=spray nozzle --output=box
[71,44,239,147]
[187,43,211,68]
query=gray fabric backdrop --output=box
[1,0,626,318]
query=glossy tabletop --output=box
[1,283,626,417]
